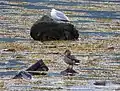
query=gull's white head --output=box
[51,8,56,12]
[51,8,69,22]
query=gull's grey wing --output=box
[56,10,69,21]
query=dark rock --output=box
[107,46,115,50]
[115,88,120,91]
[60,68,78,76]
[112,81,120,84]
[94,81,106,86]
[30,15,79,41]
[13,59,48,79]
[13,71,32,80]
[2,48,16,52]
[26,59,49,75]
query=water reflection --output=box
[79,32,120,37]
[68,10,120,19]
[0,59,27,69]
[0,71,17,77]
[0,38,30,42]
[87,0,120,3]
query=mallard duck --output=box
[64,49,80,69]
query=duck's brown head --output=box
[64,49,71,56]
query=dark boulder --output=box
[30,15,79,41]
[26,59,49,75]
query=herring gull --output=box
[51,8,69,22]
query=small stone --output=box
[13,71,32,80]
[94,81,106,86]
[2,48,16,52]
[107,46,115,50]
[60,68,78,76]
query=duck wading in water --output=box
[61,49,80,76]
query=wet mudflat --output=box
[0,0,120,90]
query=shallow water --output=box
[0,0,120,90]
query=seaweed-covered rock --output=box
[30,15,79,41]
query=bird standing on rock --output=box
[64,49,80,69]
[51,8,69,22]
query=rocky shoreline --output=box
[0,0,120,90]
